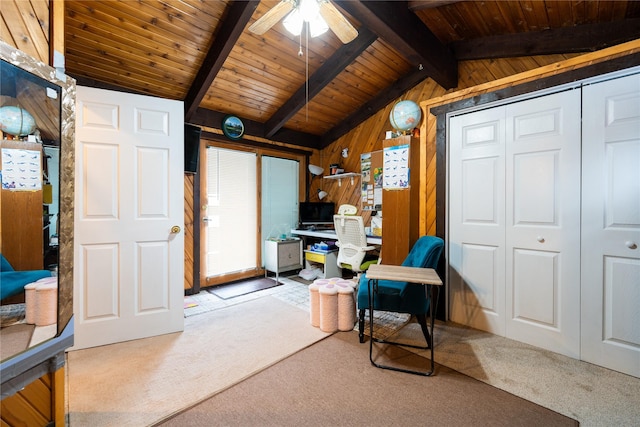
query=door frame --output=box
[193,133,310,289]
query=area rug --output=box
[157,331,578,426]
[207,277,282,299]
[67,296,330,427]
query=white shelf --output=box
[323,172,360,186]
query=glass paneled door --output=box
[204,147,258,281]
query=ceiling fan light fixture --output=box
[309,14,328,37]
[283,8,303,36]
[283,0,328,38]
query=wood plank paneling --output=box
[184,173,195,292]
[0,373,52,426]
[0,140,44,271]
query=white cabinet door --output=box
[581,73,640,377]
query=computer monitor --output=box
[299,202,335,226]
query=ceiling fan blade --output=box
[248,0,295,35]
[318,1,358,44]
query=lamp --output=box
[317,190,328,200]
[307,164,325,201]
[283,0,328,38]
[308,164,324,176]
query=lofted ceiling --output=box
[63,0,640,150]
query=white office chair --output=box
[333,212,379,276]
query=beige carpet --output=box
[361,313,640,426]
[0,323,34,360]
[66,296,330,427]
[158,331,578,426]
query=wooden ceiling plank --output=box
[184,0,259,121]
[64,12,206,68]
[321,68,430,146]
[66,2,205,55]
[335,0,458,89]
[63,45,191,96]
[264,27,378,138]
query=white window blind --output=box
[205,147,257,277]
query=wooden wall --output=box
[317,53,584,240]
[0,0,51,65]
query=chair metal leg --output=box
[368,277,437,376]
[415,313,432,349]
[358,309,365,343]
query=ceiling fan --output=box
[248,0,358,44]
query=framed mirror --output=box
[0,41,74,363]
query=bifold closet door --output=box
[581,73,640,378]
[449,107,507,335]
[504,90,581,358]
[449,89,582,358]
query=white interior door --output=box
[449,107,506,335]
[581,73,640,377]
[504,90,581,358]
[449,90,581,357]
[73,86,184,350]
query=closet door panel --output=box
[582,73,640,378]
[505,90,581,358]
[449,108,506,335]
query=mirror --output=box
[0,42,75,362]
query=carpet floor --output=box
[66,296,329,427]
[157,331,577,427]
[207,277,282,299]
[0,323,34,360]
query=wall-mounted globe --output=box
[389,100,422,132]
[0,105,36,137]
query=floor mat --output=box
[286,275,313,285]
[207,277,282,299]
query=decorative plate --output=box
[221,115,245,140]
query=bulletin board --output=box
[360,150,383,211]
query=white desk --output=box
[291,228,382,245]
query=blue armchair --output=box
[1,254,52,301]
[357,236,444,346]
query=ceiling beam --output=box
[320,67,430,147]
[189,107,322,150]
[407,0,462,11]
[452,19,640,60]
[183,0,260,121]
[264,27,378,138]
[335,0,457,89]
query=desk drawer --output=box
[305,251,326,264]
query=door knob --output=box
[171,225,181,234]
[626,241,638,250]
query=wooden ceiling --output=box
[61,0,640,149]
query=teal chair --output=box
[357,236,444,374]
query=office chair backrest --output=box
[334,214,368,248]
[334,214,377,273]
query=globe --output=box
[0,105,36,136]
[389,100,422,132]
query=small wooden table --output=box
[365,264,443,376]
